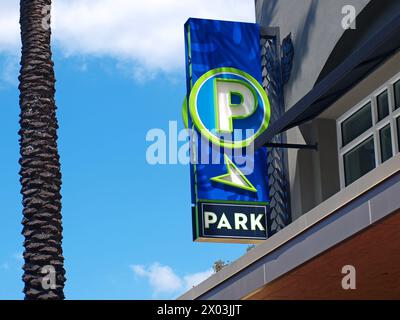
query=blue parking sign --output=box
[184,18,270,243]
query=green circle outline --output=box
[189,67,270,149]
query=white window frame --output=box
[337,72,400,188]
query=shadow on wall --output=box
[256,0,278,23]
[289,0,318,84]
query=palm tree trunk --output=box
[19,0,65,299]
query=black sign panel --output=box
[194,202,268,243]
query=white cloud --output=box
[131,263,183,296]
[0,0,255,80]
[0,1,20,54]
[131,264,147,277]
[131,262,213,297]
[183,269,214,291]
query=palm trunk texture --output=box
[19,0,66,299]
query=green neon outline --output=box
[187,24,193,88]
[210,154,257,193]
[213,78,258,134]
[182,96,189,129]
[189,67,271,149]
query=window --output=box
[344,137,375,186]
[341,103,372,146]
[397,117,400,150]
[377,90,389,121]
[394,79,400,110]
[338,74,400,187]
[379,124,392,163]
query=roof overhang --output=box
[255,13,400,148]
[178,155,400,300]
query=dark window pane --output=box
[344,136,375,186]
[395,80,400,110]
[397,117,400,151]
[380,124,393,163]
[341,103,372,146]
[377,90,389,121]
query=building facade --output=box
[180,0,400,299]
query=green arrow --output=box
[211,154,257,193]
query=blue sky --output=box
[0,0,255,299]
